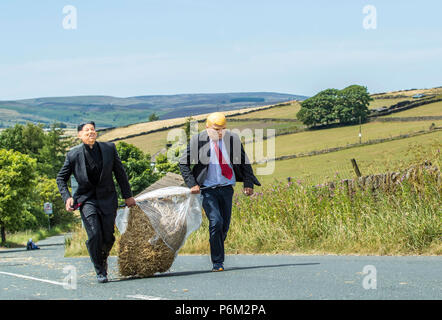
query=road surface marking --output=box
[0,271,65,287]
[126,294,167,300]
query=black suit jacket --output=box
[56,142,132,215]
[179,130,261,189]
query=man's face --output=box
[78,123,97,145]
[206,124,226,141]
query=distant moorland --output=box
[0,92,307,129]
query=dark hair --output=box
[77,121,96,132]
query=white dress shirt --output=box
[202,139,236,188]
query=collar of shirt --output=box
[83,142,97,150]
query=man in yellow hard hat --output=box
[179,112,260,271]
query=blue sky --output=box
[0,0,441,99]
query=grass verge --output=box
[0,224,73,249]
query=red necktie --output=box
[213,141,233,180]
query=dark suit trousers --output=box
[80,200,116,275]
[201,185,234,265]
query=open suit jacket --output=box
[179,130,261,189]
[56,142,132,216]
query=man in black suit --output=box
[57,121,136,283]
[179,112,260,271]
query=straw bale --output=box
[117,205,176,277]
[117,173,190,278]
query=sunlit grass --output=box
[181,146,441,255]
[1,224,73,249]
[254,130,442,185]
[381,101,442,118]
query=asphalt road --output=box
[0,234,440,300]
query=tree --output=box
[336,85,372,124]
[149,113,160,121]
[155,153,180,175]
[0,123,46,158]
[184,116,195,143]
[297,85,372,127]
[297,89,340,126]
[38,123,74,178]
[0,122,74,179]
[115,142,159,198]
[0,149,37,244]
[34,177,76,227]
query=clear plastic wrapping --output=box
[116,186,202,252]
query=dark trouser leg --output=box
[219,186,234,242]
[201,186,234,265]
[100,211,117,274]
[81,204,103,275]
[80,203,116,276]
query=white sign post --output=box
[44,202,53,230]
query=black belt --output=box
[200,183,233,190]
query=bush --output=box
[297,85,372,127]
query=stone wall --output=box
[320,162,441,195]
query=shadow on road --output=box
[0,248,27,254]
[110,262,320,282]
[0,245,62,255]
[0,241,64,254]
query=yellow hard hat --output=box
[206,112,226,128]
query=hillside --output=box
[0,92,307,129]
[370,86,442,98]
[97,101,299,142]
[100,86,441,186]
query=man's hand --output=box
[65,197,74,211]
[125,197,136,208]
[190,185,200,194]
[243,187,254,196]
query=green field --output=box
[121,122,442,186]
[229,101,301,119]
[267,120,439,159]
[114,92,441,159]
[368,97,411,109]
[122,129,172,156]
[119,116,440,162]
[232,120,440,163]
[119,118,305,157]
[253,130,442,186]
[381,100,442,117]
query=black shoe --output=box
[212,263,224,272]
[97,274,108,283]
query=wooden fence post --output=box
[351,158,362,177]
